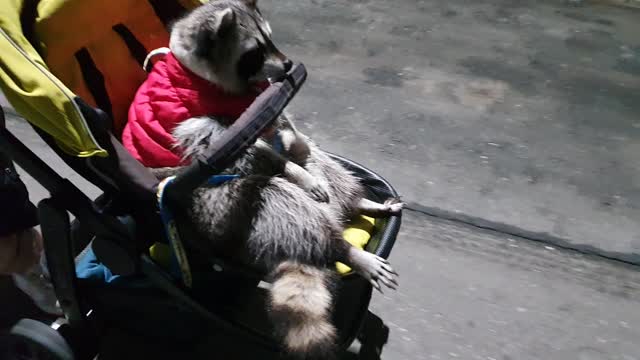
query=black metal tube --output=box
[0,107,67,195]
[0,109,131,245]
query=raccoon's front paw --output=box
[304,178,330,203]
[349,248,398,293]
[384,198,404,215]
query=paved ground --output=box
[259,0,640,263]
[2,0,640,358]
[373,211,640,360]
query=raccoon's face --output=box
[170,0,291,94]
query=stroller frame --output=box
[0,62,402,359]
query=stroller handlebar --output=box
[164,62,307,205]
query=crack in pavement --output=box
[405,201,640,269]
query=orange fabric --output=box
[1,0,208,156]
[34,0,172,135]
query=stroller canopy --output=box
[0,0,204,157]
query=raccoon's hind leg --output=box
[357,198,404,217]
[341,246,398,293]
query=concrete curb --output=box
[406,202,640,267]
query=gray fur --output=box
[170,0,283,94]
[149,1,401,356]
[169,116,359,268]
[269,262,338,360]
[168,114,398,357]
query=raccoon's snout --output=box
[282,59,293,72]
[262,61,280,75]
[261,57,292,82]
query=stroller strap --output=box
[157,175,193,287]
[156,174,239,287]
[143,47,171,73]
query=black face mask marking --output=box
[236,40,266,80]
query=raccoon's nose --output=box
[282,59,293,73]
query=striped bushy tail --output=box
[269,261,337,360]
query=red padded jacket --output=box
[122,52,266,168]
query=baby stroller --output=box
[0,0,401,359]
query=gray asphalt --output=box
[259,0,640,264]
[373,211,640,360]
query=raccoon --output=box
[158,1,402,358]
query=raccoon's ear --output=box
[195,8,236,57]
[215,7,237,36]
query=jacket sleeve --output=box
[0,151,38,237]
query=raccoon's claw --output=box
[383,198,404,215]
[379,267,399,286]
[381,263,399,276]
[370,279,382,293]
[305,179,330,203]
[379,276,397,290]
[377,260,398,290]
[309,184,330,203]
[348,249,398,293]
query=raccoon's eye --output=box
[237,42,266,79]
